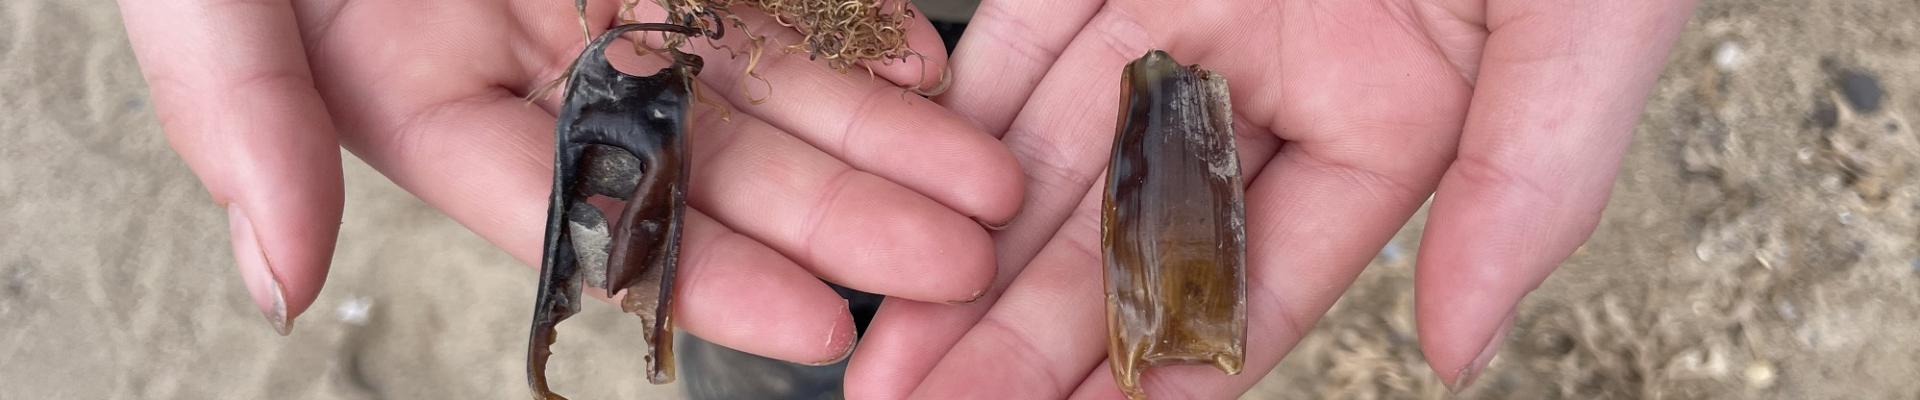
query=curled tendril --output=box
[580,0,940,105]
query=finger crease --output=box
[220,67,318,99]
[970,3,1055,66]
[690,117,748,180]
[1447,153,1563,209]
[1086,8,1149,62]
[1053,208,1107,267]
[1295,149,1430,205]
[1005,129,1103,200]
[972,315,1071,397]
[836,85,894,165]
[1250,276,1307,347]
[296,0,359,52]
[799,168,860,265]
[675,223,731,296]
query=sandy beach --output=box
[4,0,1917,399]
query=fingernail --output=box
[229,206,294,336]
[810,336,857,366]
[1446,309,1516,393]
[975,217,1009,231]
[807,301,858,366]
[913,64,954,97]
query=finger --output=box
[939,0,1105,135]
[910,186,1110,399]
[333,92,861,363]
[861,0,952,91]
[118,0,343,335]
[655,6,1025,225]
[1069,360,1252,400]
[685,103,994,303]
[1416,0,1696,391]
[674,211,855,364]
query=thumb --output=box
[119,0,344,335]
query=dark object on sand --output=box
[1101,50,1248,399]
[1838,69,1884,113]
[527,22,703,400]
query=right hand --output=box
[848,0,1694,397]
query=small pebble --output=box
[1538,332,1576,355]
[336,295,373,326]
[1744,361,1777,389]
[1713,41,1745,72]
[1839,69,1884,113]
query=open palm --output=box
[117,0,1021,366]
[848,0,1695,397]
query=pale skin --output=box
[852,0,1697,398]
[119,0,1697,397]
[116,0,1012,365]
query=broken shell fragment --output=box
[527,22,701,400]
[1101,50,1247,399]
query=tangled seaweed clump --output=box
[656,0,917,70]
[638,0,923,74]
[529,0,933,104]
